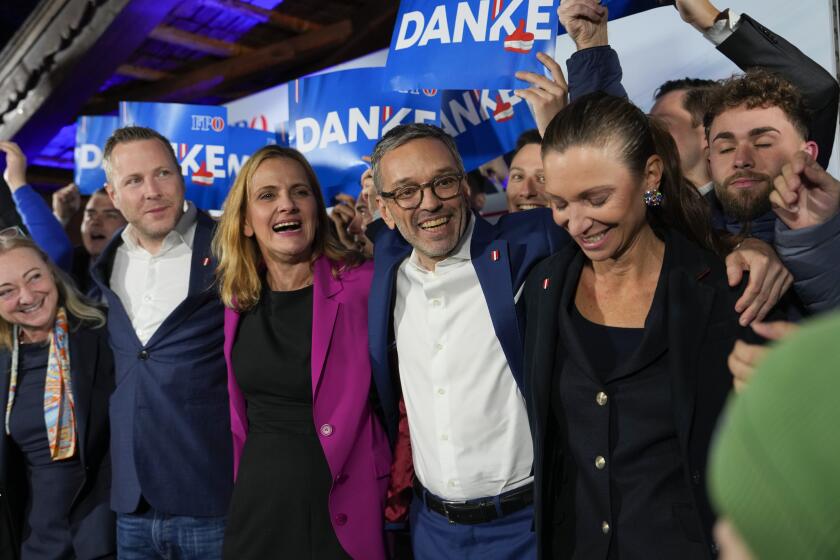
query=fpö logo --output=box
[394,0,552,54]
[191,115,226,132]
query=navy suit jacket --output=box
[368,209,569,445]
[0,324,116,560]
[91,211,232,517]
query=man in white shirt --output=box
[92,126,232,560]
[368,123,569,559]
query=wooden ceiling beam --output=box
[199,0,323,34]
[0,0,183,156]
[86,19,352,110]
[148,24,253,57]
[116,64,174,81]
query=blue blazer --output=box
[368,209,569,444]
[90,211,233,517]
[0,323,116,560]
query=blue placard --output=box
[558,0,668,34]
[120,101,229,210]
[74,115,118,195]
[440,89,536,171]
[221,126,280,209]
[385,0,558,90]
[289,67,440,201]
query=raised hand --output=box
[0,141,28,191]
[52,182,82,227]
[557,0,608,50]
[514,52,569,137]
[770,150,840,230]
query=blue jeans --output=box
[410,494,536,560]
[117,510,226,560]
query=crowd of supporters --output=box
[0,0,839,559]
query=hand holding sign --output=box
[0,141,27,191]
[674,0,721,33]
[558,0,608,50]
[770,150,840,230]
[514,52,569,137]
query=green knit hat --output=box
[709,311,840,559]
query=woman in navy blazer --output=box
[523,93,753,559]
[0,235,115,560]
[213,146,391,560]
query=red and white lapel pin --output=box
[542,278,550,290]
[490,249,500,262]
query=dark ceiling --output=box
[0,0,397,186]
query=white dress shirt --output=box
[698,181,715,197]
[704,10,741,46]
[110,203,197,345]
[393,216,533,500]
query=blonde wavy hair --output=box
[213,145,364,311]
[0,237,106,350]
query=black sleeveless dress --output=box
[222,286,350,559]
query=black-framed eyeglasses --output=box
[380,173,464,210]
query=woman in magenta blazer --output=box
[212,145,391,560]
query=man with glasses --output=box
[368,123,568,558]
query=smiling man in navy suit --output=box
[91,126,232,560]
[368,123,569,559]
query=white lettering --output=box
[228,153,249,176]
[448,92,482,134]
[319,111,348,149]
[414,109,437,124]
[395,11,425,50]
[453,0,488,42]
[295,118,320,153]
[489,0,523,40]
[526,0,552,40]
[418,5,451,46]
[348,107,379,142]
[206,145,226,178]
[76,145,103,169]
[382,108,413,136]
[180,144,203,175]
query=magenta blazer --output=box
[224,256,391,560]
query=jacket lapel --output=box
[369,232,412,444]
[145,212,217,347]
[311,257,341,400]
[666,235,715,456]
[470,215,525,390]
[68,328,96,471]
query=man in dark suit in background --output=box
[91,126,231,560]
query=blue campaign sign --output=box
[120,101,229,210]
[441,89,536,171]
[74,115,118,195]
[385,0,558,90]
[558,0,668,34]
[220,126,280,209]
[289,66,440,201]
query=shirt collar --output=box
[407,212,475,272]
[121,201,198,253]
[698,181,715,196]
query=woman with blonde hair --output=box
[0,232,115,559]
[213,146,390,560]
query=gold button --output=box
[596,392,608,406]
[602,521,610,534]
[595,456,606,470]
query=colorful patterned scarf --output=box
[4,307,76,460]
